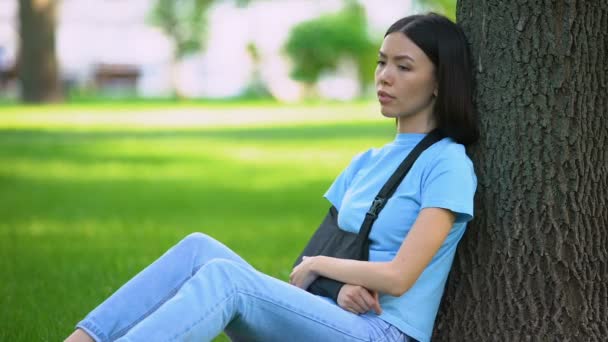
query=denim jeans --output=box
[76,232,410,342]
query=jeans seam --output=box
[77,319,108,342]
[243,289,373,340]
[251,291,369,341]
[373,324,402,342]
[167,287,237,341]
[249,292,368,341]
[109,275,191,340]
[169,287,373,342]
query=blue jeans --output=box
[76,233,410,342]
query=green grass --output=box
[0,102,394,341]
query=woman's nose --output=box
[377,66,393,86]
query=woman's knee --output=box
[177,232,252,272]
[179,232,215,251]
[195,259,253,286]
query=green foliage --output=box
[148,0,214,58]
[233,0,252,7]
[284,1,379,91]
[0,103,392,341]
[416,0,457,21]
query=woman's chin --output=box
[379,107,398,118]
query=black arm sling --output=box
[293,129,443,300]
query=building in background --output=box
[0,0,410,101]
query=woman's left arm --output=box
[290,207,455,297]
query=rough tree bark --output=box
[18,0,62,103]
[434,1,607,340]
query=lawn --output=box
[0,102,394,341]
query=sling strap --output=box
[357,129,444,240]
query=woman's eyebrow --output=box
[378,51,415,62]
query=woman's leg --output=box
[116,259,406,342]
[71,232,253,342]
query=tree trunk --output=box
[18,0,62,103]
[434,1,608,340]
[169,56,186,100]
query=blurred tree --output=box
[417,0,456,20]
[18,0,62,103]
[242,42,272,99]
[233,0,253,6]
[283,0,378,98]
[148,0,214,98]
[434,0,607,340]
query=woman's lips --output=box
[377,90,395,104]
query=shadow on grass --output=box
[0,173,330,228]
[0,120,393,341]
[0,121,394,143]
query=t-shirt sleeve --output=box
[420,150,477,223]
[323,150,370,209]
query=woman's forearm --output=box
[311,256,408,296]
[307,209,455,297]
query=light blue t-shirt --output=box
[323,132,477,342]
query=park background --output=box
[3,0,606,341]
[0,0,455,341]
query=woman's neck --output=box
[396,112,436,134]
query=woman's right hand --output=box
[337,284,382,315]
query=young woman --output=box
[66,12,478,342]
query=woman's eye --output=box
[376,60,386,66]
[398,65,410,71]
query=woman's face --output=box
[375,32,437,122]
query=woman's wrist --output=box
[310,255,325,274]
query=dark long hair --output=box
[386,13,479,145]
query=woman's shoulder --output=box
[350,146,382,167]
[432,137,471,161]
[422,138,475,174]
